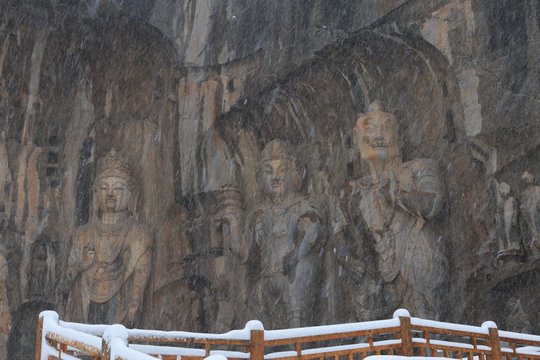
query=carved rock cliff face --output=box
[0,0,539,358]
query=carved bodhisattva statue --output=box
[64,150,152,326]
[249,140,326,328]
[352,101,447,319]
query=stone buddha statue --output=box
[248,139,326,328]
[65,150,152,326]
[350,101,447,319]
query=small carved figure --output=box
[506,298,533,333]
[351,101,447,319]
[63,150,152,326]
[26,234,56,301]
[249,140,326,328]
[520,171,540,252]
[213,184,247,330]
[495,182,522,260]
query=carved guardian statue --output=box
[351,101,447,319]
[64,150,152,326]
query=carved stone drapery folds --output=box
[248,140,327,329]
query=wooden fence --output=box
[35,309,540,360]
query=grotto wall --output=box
[0,0,538,358]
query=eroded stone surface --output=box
[0,1,539,358]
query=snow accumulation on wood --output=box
[412,337,475,349]
[127,319,262,341]
[499,330,540,342]
[364,357,456,360]
[264,318,400,340]
[409,317,488,335]
[127,326,253,341]
[38,309,540,360]
[42,311,102,353]
[129,344,251,358]
[60,319,111,336]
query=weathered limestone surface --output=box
[0,0,538,358]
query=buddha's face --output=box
[98,176,130,213]
[498,182,510,197]
[357,111,399,162]
[259,159,294,200]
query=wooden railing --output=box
[35,309,540,360]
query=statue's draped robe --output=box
[66,220,152,325]
[249,195,324,327]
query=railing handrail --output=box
[410,317,490,336]
[36,309,540,360]
[264,318,401,341]
[37,310,102,359]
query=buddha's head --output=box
[93,150,137,218]
[498,182,511,198]
[257,140,301,201]
[355,101,402,164]
[521,171,535,185]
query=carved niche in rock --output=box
[63,150,152,327]
[349,101,447,319]
[248,139,327,328]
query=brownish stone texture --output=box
[0,1,538,358]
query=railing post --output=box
[34,315,44,360]
[250,330,264,360]
[36,311,59,360]
[488,327,502,360]
[102,324,129,360]
[102,337,111,360]
[399,316,413,356]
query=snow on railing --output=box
[36,309,540,360]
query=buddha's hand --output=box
[80,244,95,270]
[218,206,244,255]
